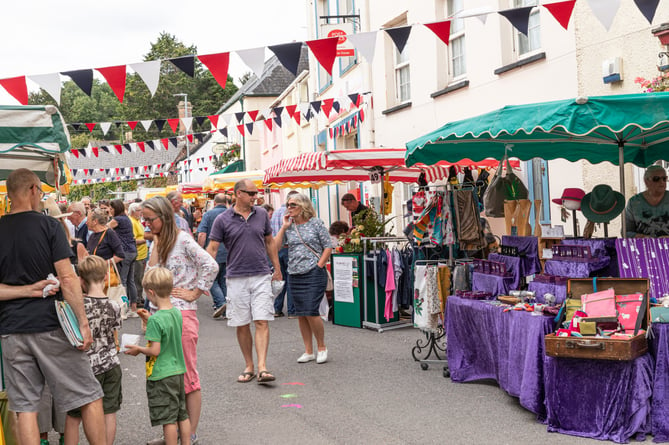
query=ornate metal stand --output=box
[412,325,449,378]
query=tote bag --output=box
[483,158,529,217]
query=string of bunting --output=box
[2,0,658,105]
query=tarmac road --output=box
[61,303,612,444]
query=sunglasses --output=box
[651,176,668,183]
[287,203,299,208]
[240,190,258,197]
[144,216,161,223]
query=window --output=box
[448,0,466,78]
[394,46,410,103]
[515,0,541,56]
[338,0,357,72]
[317,0,334,91]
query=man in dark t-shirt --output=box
[0,169,105,444]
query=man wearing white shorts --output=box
[207,179,282,384]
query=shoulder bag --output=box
[294,224,333,292]
[483,157,529,217]
[93,229,120,287]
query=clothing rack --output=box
[410,184,455,266]
[361,236,414,332]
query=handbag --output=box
[93,230,120,287]
[483,157,529,217]
[294,224,332,290]
[615,293,644,332]
[106,260,127,315]
[581,288,617,320]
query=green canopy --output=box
[210,159,245,175]
[406,93,669,168]
[0,105,71,186]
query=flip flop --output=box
[237,371,256,383]
[257,370,276,383]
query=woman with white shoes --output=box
[275,193,332,364]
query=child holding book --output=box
[125,267,190,445]
[64,255,122,445]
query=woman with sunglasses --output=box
[625,165,669,238]
[275,193,332,364]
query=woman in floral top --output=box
[275,193,332,365]
[141,196,218,444]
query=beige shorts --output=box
[226,274,274,326]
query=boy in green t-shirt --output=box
[125,267,190,445]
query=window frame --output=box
[447,0,467,80]
[514,0,541,58]
[394,46,411,103]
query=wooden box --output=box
[544,278,649,361]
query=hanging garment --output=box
[384,249,396,321]
[437,265,451,314]
[399,246,415,307]
[455,190,484,249]
[392,248,403,313]
[413,265,429,331]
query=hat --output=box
[41,197,72,219]
[552,188,586,208]
[580,184,625,223]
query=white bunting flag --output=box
[100,122,112,136]
[235,47,267,79]
[28,73,62,104]
[140,120,153,132]
[129,60,161,97]
[347,31,378,65]
[587,0,621,31]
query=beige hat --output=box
[41,197,73,218]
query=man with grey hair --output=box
[166,190,191,233]
[67,201,89,242]
[625,164,669,237]
[198,193,230,318]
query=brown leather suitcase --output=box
[544,278,649,361]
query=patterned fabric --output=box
[147,231,218,310]
[283,217,332,275]
[83,296,121,375]
[413,265,441,333]
[175,213,190,233]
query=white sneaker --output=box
[297,353,315,363]
[317,349,328,364]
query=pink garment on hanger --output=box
[384,249,396,321]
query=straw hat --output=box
[580,184,625,224]
[41,197,73,219]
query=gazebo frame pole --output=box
[619,140,626,237]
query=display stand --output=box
[362,236,413,332]
[332,253,364,328]
[412,324,449,377]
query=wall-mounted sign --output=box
[321,23,355,57]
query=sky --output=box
[0,0,309,104]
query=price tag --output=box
[369,171,381,184]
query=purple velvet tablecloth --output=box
[544,259,594,278]
[488,253,522,290]
[502,235,541,276]
[446,297,554,417]
[472,271,514,296]
[544,354,653,443]
[616,238,669,300]
[527,281,567,304]
[649,323,669,443]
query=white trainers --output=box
[317,349,328,364]
[297,353,316,363]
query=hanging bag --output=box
[483,158,529,217]
[93,229,120,287]
[106,260,127,316]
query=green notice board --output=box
[332,253,363,328]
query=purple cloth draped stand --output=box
[446,297,554,417]
[544,239,612,278]
[544,260,592,278]
[472,271,514,296]
[501,235,541,276]
[527,281,567,304]
[616,238,669,300]
[649,323,669,442]
[487,253,522,290]
[544,354,653,443]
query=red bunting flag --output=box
[198,52,230,90]
[161,138,169,150]
[424,20,451,45]
[285,105,297,117]
[96,65,127,102]
[92,146,99,157]
[208,115,219,128]
[293,112,301,126]
[543,0,576,30]
[247,110,259,121]
[321,98,335,118]
[85,123,96,132]
[264,119,273,132]
[167,118,180,133]
[0,76,28,105]
[115,168,120,175]
[187,134,194,143]
[237,124,245,137]
[127,121,139,130]
[71,149,79,159]
[137,141,145,152]
[115,144,123,154]
[305,37,339,75]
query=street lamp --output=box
[173,93,190,182]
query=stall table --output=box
[649,323,669,442]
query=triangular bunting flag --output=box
[274,116,282,128]
[101,146,110,153]
[0,76,29,105]
[28,73,62,104]
[78,149,86,157]
[332,101,341,114]
[285,105,297,118]
[247,110,259,121]
[321,98,335,117]
[127,121,139,130]
[168,55,196,77]
[137,141,145,153]
[633,0,659,24]
[161,138,169,150]
[306,37,339,75]
[424,20,451,45]
[187,134,194,143]
[237,124,245,136]
[140,120,153,132]
[181,117,193,131]
[220,128,228,138]
[96,65,127,102]
[123,143,132,152]
[246,122,254,135]
[194,116,207,127]
[587,0,621,31]
[348,93,360,108]
[167,118,180,133]
[268,42,304,76]
[85,123,96,132]
[543,1,576,30]
[348,31,378,64]
[71,150,79,159]
[235,47,267,79]
[235,112,246,123]
[70,123,81,131]
[264,119,273,132]
[61,69,94,96]
[168,137,178,147]
[92,147,99,157]
[273,106,284,118]
[129,60,161,96]
[114,144,123,154]
[208,115,219,128]
[385,25,412,53]
[146,140,156,150]
[154,119,166,131]
[498,6,534,36]
[304,109,313,122]
[72,169,78,176]
[292,111,301,126]
[359,109,365,123]
[100,122,112,136]
[198,52,230,89]
[310,101,322,114]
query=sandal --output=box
[237,371,256,383]
[257,370,276,383]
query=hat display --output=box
[552,188,586,208]
[41,197,72,219]
[580,184,625,223]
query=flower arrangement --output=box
[336,209,394,253]
[635,73,669,92]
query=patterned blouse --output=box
[84,296,122,375]
[147,231,218,311]
[282,217,332,275]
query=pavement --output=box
[59,303,609,444]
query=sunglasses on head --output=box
[651,176,668,183]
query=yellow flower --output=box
[351,238,360,245]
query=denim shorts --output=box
[289,266,328,317]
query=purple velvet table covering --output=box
[472,271,514,296]
[649,323,669,443]
[446,296,554,417]
[488,253,522,290]
[501,235,541,276]
[527,281,567,304]
[544,354,653,443]
[544,259,596,278]
[616,238,669,300]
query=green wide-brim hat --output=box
[581,184,625,223]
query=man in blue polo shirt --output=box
[198,193,229,318]
[207,179,282,384]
